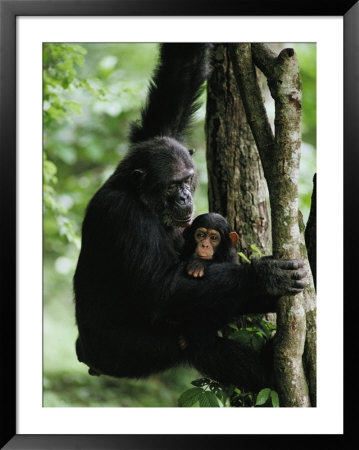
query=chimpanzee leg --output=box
[186,334,273,392]
[76,326,187,379]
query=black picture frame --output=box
[1,0,356,448]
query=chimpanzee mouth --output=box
[173,215,192,226]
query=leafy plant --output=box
[178,378,231,407]
[179,377,279,408]
[238,243,263,264]
[255,388,279,407]
[178,310,278,407]
[43,152,80,248]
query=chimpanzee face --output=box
[131,137,197,228]
[182,213,239,263]
[163,167,196,227]
[194,227,221,260]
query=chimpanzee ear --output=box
[132,169,146,185]
[229,231,239,248]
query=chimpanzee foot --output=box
[179,335,188,350]
[88,367,101,376]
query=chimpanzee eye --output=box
[168,183,177,193]
[210,236,218,241]
[195,231,205,239]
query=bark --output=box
[205,44,271,259]
[230,43,316,407]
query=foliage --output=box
[295,44,317,148]
[255,388,279,407]
[44,44,88,126]
[178,380,280,408]
[178,315,278,407]
[238,243,263,263]
[44,151,80,249]
[293,43,317,220]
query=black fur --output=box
[130,44,210,143]
[74,44,307,391]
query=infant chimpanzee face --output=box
[194,227,221,260]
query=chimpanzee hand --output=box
[187,258,206,278]
[251,257,307,297]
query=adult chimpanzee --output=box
[74,44,307,390]
[182,212,239,278]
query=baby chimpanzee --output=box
[182,213,239,278]
[177,213,239,349]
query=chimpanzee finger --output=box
[291,268,307,280]
[293,279,307,289]
[276,259,305,270]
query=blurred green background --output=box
[43,43,316,407]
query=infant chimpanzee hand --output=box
[186,257,206,278]
[251,257,308,297]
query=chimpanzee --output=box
[182,212,239,278]
[74,43,307,391]
[175,212,239,350]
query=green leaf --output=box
[198,391,220,407]
[270,390,280,407]
[255,388,271,406]
[250,244,263,257]
[178,388,203,407]
[238,252,251,264]
[229,329,251,346]
[251,333,265,352]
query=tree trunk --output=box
[206,44,271,259]
[229,43,316,407]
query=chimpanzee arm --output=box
[76,188,306,325]
[162,258,307,319]
[186,256,209,278]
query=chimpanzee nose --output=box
[177,192,191,206]
[179,192,190,204]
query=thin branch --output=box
[228,44,274,176]
[252,43,277,79]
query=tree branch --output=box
[228,44,274,176]
[251,43,277,78]
[230,43,316,407]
